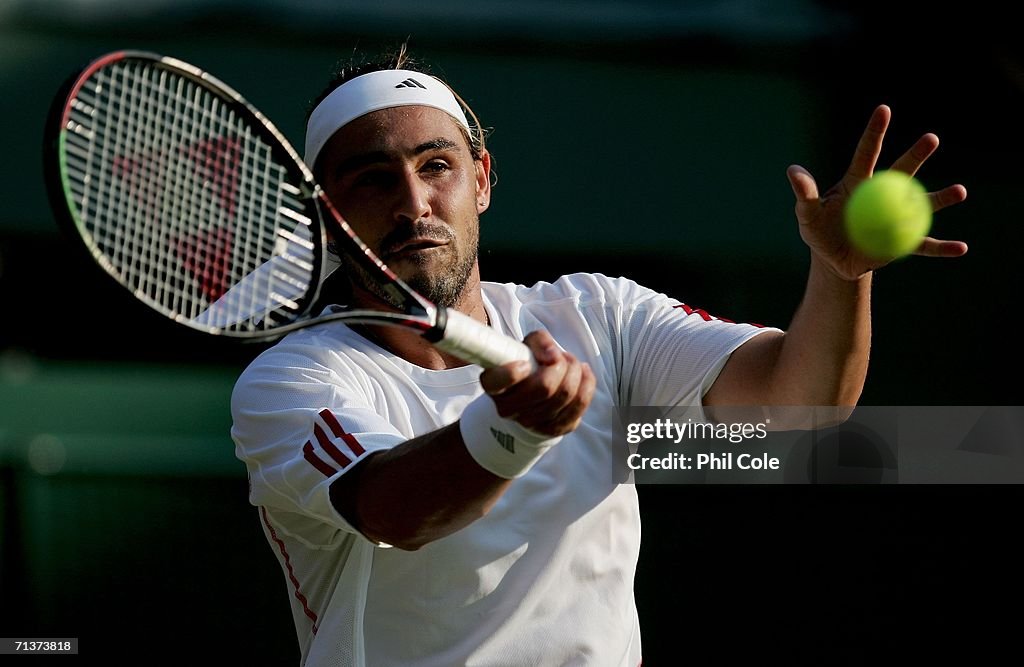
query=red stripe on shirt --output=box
[674,303,765,328]
[314,423,353,468]
[260,506,320,634]
[303,441,337,477]
[674,303,713,321]
[318,409,367,456]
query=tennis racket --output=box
[45,50,531,368]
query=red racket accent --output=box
[185,136,242,217]
[176,226,235,302]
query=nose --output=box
[392,170,431,224]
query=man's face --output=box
[317,106,490,309]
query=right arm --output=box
[331,330,595,551]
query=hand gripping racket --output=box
[45,51,531,368]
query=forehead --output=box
[320,106,470,164]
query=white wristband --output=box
[459,393,563,479]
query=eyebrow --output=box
[331,138,461,180]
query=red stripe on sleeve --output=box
[676,303,713,320]
[340,432,366,456]
[674,302,760,325]
[314,423,353,468]
[303,441,338,477]
[318,409,367,456]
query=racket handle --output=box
[431,308,534,369]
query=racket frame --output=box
[46,50,531,368]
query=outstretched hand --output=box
[787,104,968,281]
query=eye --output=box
[352,170,392,188]
[422,160,451,174]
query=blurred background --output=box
[1,0,1020,663]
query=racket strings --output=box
[62,58,317,332]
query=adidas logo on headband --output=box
[304,69,471,167]
[395,78,427,89]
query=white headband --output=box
[304,69,472,168]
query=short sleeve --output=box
[593,275,779,408]
[230,344,404,538]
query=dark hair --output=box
[307,43,488,163]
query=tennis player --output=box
[230,48,967,666]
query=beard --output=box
[338,219,479,309]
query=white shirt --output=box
[231,273,773,666]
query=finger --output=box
[845,104,891,181]
[515,352,574,411]
[548,362,597,433]
[913,237,969,258]
[515,357,584,430]
[927,184,967,213]
[786,164,819,203]
[485,329,561,400]
[547,353,583,413]
[523,329,560,366]
[488,352,570,416]
[890,133,939,176]
[479,360,533,395]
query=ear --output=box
[475,150,492,213]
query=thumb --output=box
[786,164,819,203]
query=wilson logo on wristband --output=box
[489,428,516,453]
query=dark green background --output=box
[1,1,1020,663]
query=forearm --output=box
[330,422,512,551]
[328,330,592,551]
[771,254,872,406]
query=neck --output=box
[351,265,487,370]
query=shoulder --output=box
[230,325,369,411]
[483,273,670,310]
[480,274,684,362]
[235,328,339,382]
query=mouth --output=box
[382,238,450,259]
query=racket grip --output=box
[432,308,534,369]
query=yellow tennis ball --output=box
[844,170,932,260]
